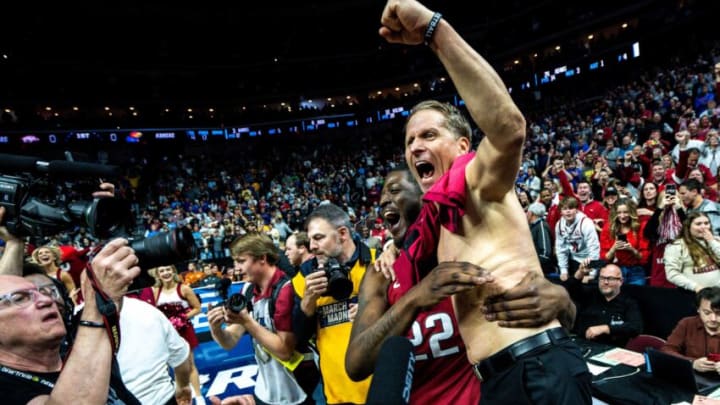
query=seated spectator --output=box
[662,287,720,374]
[182,261,205,286]
[664,211,720,292]
[566,262,643,347]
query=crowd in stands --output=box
[4,43,719,293]
[1,25,719,403]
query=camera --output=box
[665,184,676,196]
[225,293,251,313]
[0,153,198,291]
[125,227,198,291]
[214,278,251,313]
[0,153,128,238]
[318,257,354,301]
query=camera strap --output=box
[83,261,122,354]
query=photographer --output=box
[1,182,195,404]
[208,233,315,405]
[291,203,373,405]
[0,238,141,404]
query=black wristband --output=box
[424,12,443,46]
[78,320,106,328]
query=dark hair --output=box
[697,287,720,309]
[683,178,704,192]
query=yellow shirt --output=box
[292,249,375,404]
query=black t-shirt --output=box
[0,360,139,405]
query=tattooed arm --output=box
[345,261,490,380]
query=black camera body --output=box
[0,153,127,239]
[0,174,125,238]
[214,278,251,313]
[319,257,354,301]
[225,293,252,313]
[0,153,198,292]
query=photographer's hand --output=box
[208,305,245,350]
[0,206,24,276]
[88,238,140,310]
[300,270,328,316]
[92,181,116,198]
[207,305,226,332]
[224,306,252,326]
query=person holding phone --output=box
[600,198,651,285]
[662,287,720,374]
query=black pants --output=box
[479,340,593,405]
[293,360,320,405]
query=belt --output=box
[472,327,569,382]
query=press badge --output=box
[318,299,351,328]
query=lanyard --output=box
[0,365,55,388]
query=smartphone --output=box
[617,234,628,242]
[708,353,720,362]
[587,259,606,269]
[665,184,676,196]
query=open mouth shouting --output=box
[382,207,405,241]
[414,161,435,190]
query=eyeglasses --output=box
[0,285,61,309]
[599,276,622,283]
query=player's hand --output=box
[348,303,358,322]
[408,261,493,310]
[374,244,399,280]
[483,271,570,328]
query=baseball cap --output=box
[605,186,619,196]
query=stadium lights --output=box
[45,106,52,111]
[588,34,594,40]
[72,106,79,111]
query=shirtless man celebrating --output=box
[378,0,591,403]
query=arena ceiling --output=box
[0,0,679,111]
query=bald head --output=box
[598,264,623,300]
